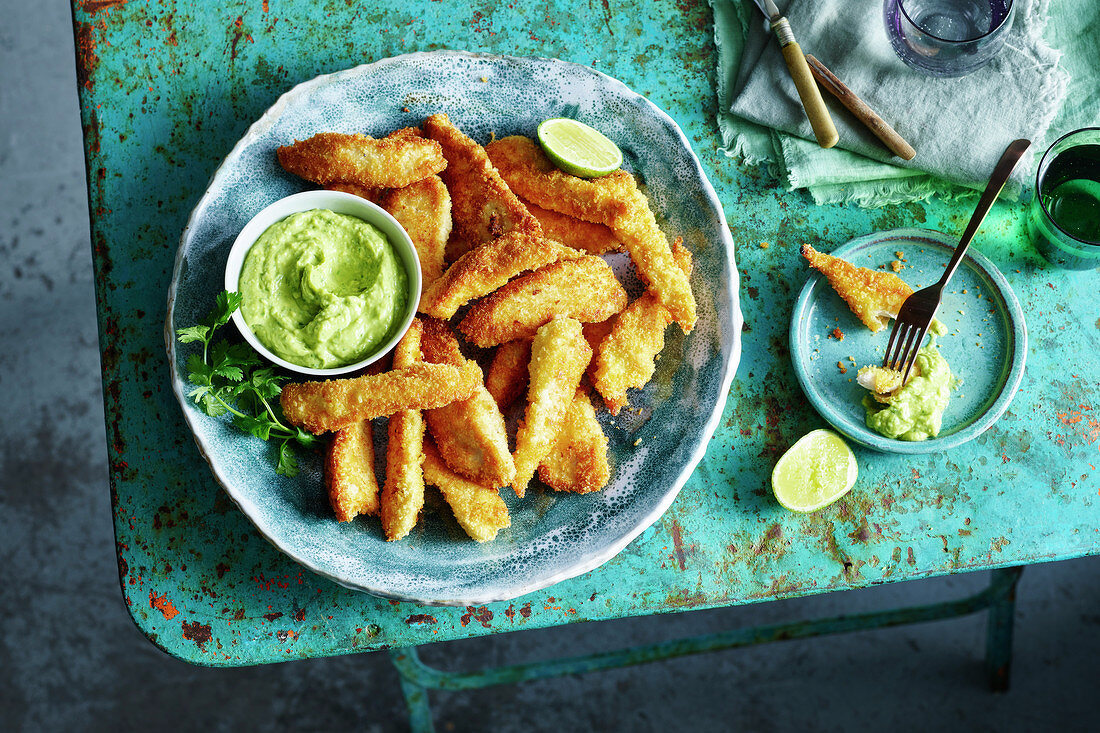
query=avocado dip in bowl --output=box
[224,189,422,376]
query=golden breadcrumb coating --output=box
[800,244,912,333]
[381,174,451,289]
[422,440,511,542]
[592,240,692,414]
[324,420,380,522]
[485,339,532,411]
[512,317,593,497]
[277,128,446,188]
[458,256,627,347]
[857,363,921,404]
[519,197,622,255]
[485,135,696,332]
[280,361,481,434]
[422,114,542,258]
[325,181,383,203]
[420,319,515,488]
[538,388,610,494]
[418,231,582,319]
[381,319,426,541]
[486,135,634,224]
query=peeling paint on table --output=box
[72,0,1099,666]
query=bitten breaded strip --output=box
[418,231,582,319]
[800,244,913,333]
[486,136,696,332]
[520,198,621,255]
[381,320,426,541]
[513,318,592,497]
[593,240,692,415]
[422,441,510,542]
[485,339,532,411]
[420,319,516,488]
[277,128,446,189]
[422,114,542,258]
[381,175,451,288]
[538,389,610,494]
[459,256,628,347]
[486,136,634,225]
[325,182,383,203]
[281,361,481,434]
[325,420,380,522]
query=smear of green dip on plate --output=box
[862,343,953,441]
[239,209,407,369]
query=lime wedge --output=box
[537,118,623,178]
[771,430,858,512]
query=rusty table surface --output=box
[74,0,1099,665]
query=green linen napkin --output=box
[712,0,1078,206]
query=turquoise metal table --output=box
[74,0,1098,729]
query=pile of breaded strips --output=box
[275,113,697,542]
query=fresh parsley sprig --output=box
[177,290,318,476]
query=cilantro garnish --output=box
[177,291,318,476]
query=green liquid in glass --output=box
[1040,144,1100,244]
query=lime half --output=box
[537,118,623,178]
[771,430,858,512]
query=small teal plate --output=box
[791,228,1026,454]
[166,51,742,605]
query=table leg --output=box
[387,569,1027,729]
[390,649,435,733]
[984,565,1024,692]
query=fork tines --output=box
[882,319,929,383]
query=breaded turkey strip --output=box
[486,135,696,332]
[459,256,628,347]
[281,361,481,434]
[420,319,516,488]
[418,317,466,366]
[538,388,610,494]
[485,339,532,411]
[381,319,426,541]
[325,420,380,522]
[277,128,446,189]
[418,231,582,319]
[800,244,914,333]
[512,318,592,497]
[381,175,451,288]
[592,240,692,415]
[582,319,614,353]
[485,136,634,225]
[519,198,621,255]
[325,181,383,203]
[422,440,511,543]
[611,193,697,333]
[422,114,542,259]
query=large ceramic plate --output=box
[791,228,1026,453]
[166,51,741,605]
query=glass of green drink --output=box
[1028,127,1100,270]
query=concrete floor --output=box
[2,2,1098,731]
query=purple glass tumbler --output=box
[884,0,1015,77]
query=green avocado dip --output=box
[861,344,953,441]
[239,209,408,369]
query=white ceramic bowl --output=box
[223,190,422,377]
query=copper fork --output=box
[883,139,1031,381]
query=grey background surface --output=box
[1,2,1097,731]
